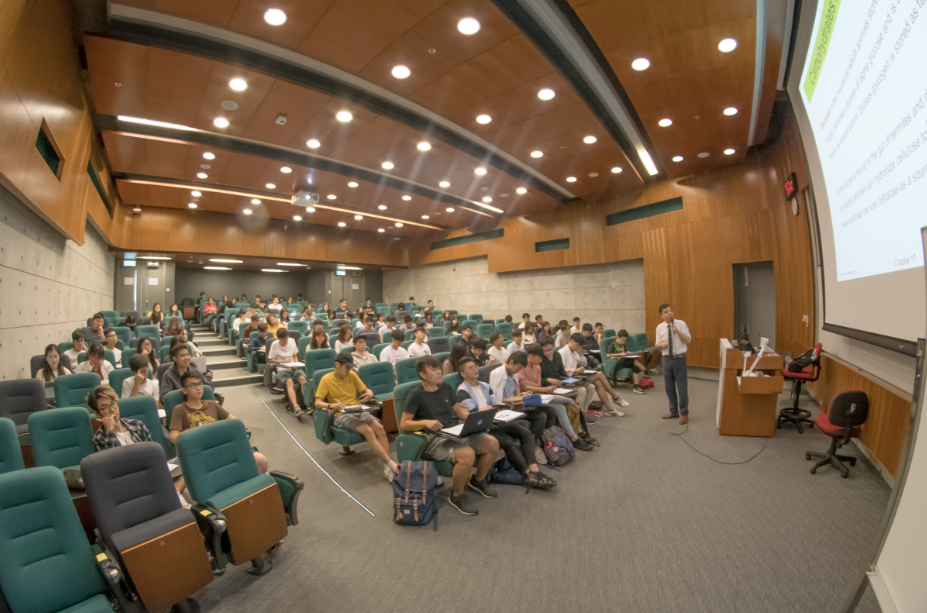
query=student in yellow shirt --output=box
[266,315,283,336]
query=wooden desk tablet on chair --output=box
[715,339,784,437]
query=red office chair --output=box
[806,391,869,477]
[776,343,822,433]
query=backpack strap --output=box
[422,462,428,506]
[404,462,411,503]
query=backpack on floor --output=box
[488,457,524,486]
[542,426,575,466]
[638,379,655,389]
[393,460,439,529]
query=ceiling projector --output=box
[291,190,320,206]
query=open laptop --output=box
[438,408,499,438]
[191,357,208,373]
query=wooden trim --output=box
[220,483,289,565]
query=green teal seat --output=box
[358,362,396,400]
[394,381,454,477]
[340,347,355,354]
[297,336,313,360]
[0,467,114,613]
[603,357,630,381]
[159,339,173,355]
[235,323,251,357]
[0,417,25,474]
[372,342,390,359]
[304,349,336,383]
[244,332,263,373]
[108,368,132,397]
[162,386,215,428]
[469,314,483,323]
[311,369,365,449]
[395,357,419,385]
[443,372,462,389]
[289,321,308,334]
[99,310,119,320]
[401,340,414,351]
[112,327,132,346]
[57,341,75,358]
[77,350,117,368]
[118,395,173,459]
[604,328,617,339]
[135,324,160,339]
[376,306,391,316]
[28,407,95,470]
[426,327,445,338]
[600,335,617,357]
[54,373,101,409]
[628,333,654,353]
[404,329,415,341]
[496,323,513,342]
[476,323,494,340]
[496,318,506,324]
[456,314,467,321]
[433,351,450,364]
[449,334,462,347]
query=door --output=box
[733,261,776,350]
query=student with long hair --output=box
[135,336,160,372]
[334,324,353,353]
[309,327,330,349]
[147,302,162,318]
[36,344,70,382]
[442,342,469,375]
[75,343,114,382]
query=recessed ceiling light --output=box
[266,183,276,189]
[417,141,431,151]
[204,266,231,270]
[391,65,411,79]
[132,207,142,213]
[338,222,346,227]
[530,150,543,158]
[402,195,412,201]
[566,176,577,182]
[202,152,215,160]
[293,215,302,221]
[213,117,229,128]
[327,194,336,200]
[658,119,672,127]
[583,136,597,144]
[229,78,247,91]
[724,107,738,116]
[378,205,387,210]
[200,164,211,170]
[307,139,321,148]
[306,207,316,213]
[221,101,238,111]
[631,58,651,71]
[724,148,736,155]
[348,181,358,187]
[264,8,286,25]
[422,215,430,219]
[243,209,252,215]
[538,89,555,100]
[445,208,454,213]
[698,152,710,158]
[458,17,480,35]
[251,199,261,205]
[378,228,385,233]
[262,269,285,273]
[382,161,394,170]
[280,166,292,173]
[188,203,198,209]
[277,263,305,267]
[516,187,527,194]
[209,258,242,263]
[354,215,363,220]
[336,111,353,122]
[611,167,622,173]
[474,167,487,175]
[196,172,208,179]
[588,173,598,177]
[672,156,684,162]
[191,190,202,197]
[439,180,451,187]
[137,256,172,260]
[116,116,195,131]
[395,222,404,227]
[718,38,738,53]
[476,114,491,124]
[482,196,492,202]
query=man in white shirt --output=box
[379,328,409,369]
[517,313,532,331]
[407,327,431,358]
[64,331,87,367]
[122,354,161,404]
[352,335,378,369]
[268,328,308,414]
[655,304,690,424]
[379,315,397,342]
[506,329,526,357]
[267,297,283,315]
[103,328,123,367]
[570,317,582,335]
[560,333,629,415]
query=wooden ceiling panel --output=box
[242,80,332,147]
[228,0,339,50]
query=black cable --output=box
[669,425,769,465]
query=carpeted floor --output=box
[196,373,889,613]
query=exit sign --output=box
[783,172,798,199]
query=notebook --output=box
[494,409,525,422]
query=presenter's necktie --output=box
[668,325,675,358]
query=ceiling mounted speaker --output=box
[291,190,320,206]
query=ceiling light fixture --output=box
[280,166,292,173]
[306,207,316,213]
[538,88,555,100]
[439,181,451,187]
[631,58,651,71]
[611,167,623,173]
[337,266,363,270]
[213,117,229,128]
[402,195,412,201]
[457,17,480,35]
[718,38,738,53]
[516,187,527,194]
[204,266,231,270]
[229,78,247,91]
[724,148,736,155]
[261,268,286,273]
[277,263,305,267]
[672,156,684,162]
[338,222,346,227]
[445,208,454,213]
[482,196,492,203]
[307,139,320,148]
[191,190,202,197]
[476,114,491,124]
[266,183,276,189]
[264,8,287,25]
[417,141,431,151]
[116,116,195,131]
[724,107,738,116]
[243,209,252,215]
[391,65,411,79]
[348,181,358,187]
[354,215,364,220]
[566,176,577,182]
[395,222,404,227]
[202,152,215,160]
[336,111,353,122]
[209,258,242,263]
[382,161,394,169]
[378,204,387,210]
[293,215,302,221]
[378,228,385,233]
[251,199,261,204]
[530,150,543,158]
[137,256,171,260]
[188,203,198,208]
[474,167,487,175]
[196,172,208,179]
[658,119,673,127]
[698,152,710,158]
[583,136,597,144]
[132,207,142,213]
[327,194,336,200]
[422,215,430,219]
[639,150,659,176]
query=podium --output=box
[715,339,784,437]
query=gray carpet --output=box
[196,372,889,613]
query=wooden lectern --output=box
[715,339,784,437]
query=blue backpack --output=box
[393,460,439,529]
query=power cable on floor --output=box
[669,425,769,465]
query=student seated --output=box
[89,385,154,451]
[401,356,501,516]
[459,324,475,346]
[203,298,218,323]
[570,317,582,335]
[267,297,283,315]
[489,352,558,446]
[380,328,409,368]
[580,323,602,369]
[393,302,408,319]
[334,324,353,353]
[354,316,376,337]
[122,354,161,402]
[442,342,469,375]
[555,321,571,348]
[456,357,555,490]
[268,327,307,414]
[249,323,270,365]
[335,299,349,318]
[123,315,138,334]
[242,315,261,342]
[539,339,590,412]
[75,343,114,383]
[83,313,106,345]
[379,315,397,342]
[408,326,431,357]
[536,321,555,346]
[425,299,435,312]
[229,309,247,338]
[135,337,160,372]
[561,333,629,416]
[401,315,414,332]
[170,330,200,359]
[352,335,378,369]
[487,333,507,365]
[170,372,268,473]
[159,344,201,405]
[266,315,284,337]
[423,311,434,328]
[37,344,71,382]
[506,329,527,357]
[315,353,397,482]
[606,329,648,394]
[309,326,331,349]
[468,338,490,367]
[102,328,122,367]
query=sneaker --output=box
[383,465,395,483]
[587,409,603,417]
[572,437,594,451]
[467,477,498,499]
[632,387,646,394]
[449,492,478,516]
[615,396,631,408]
[524,471,557,490]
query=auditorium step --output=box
[195,338,227,348]
[208,358,246,371]
[210,372,264,388]
[201,346,237,357]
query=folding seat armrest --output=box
[269,471,305,526]
[191,504,229,572]
[91,540,136,613]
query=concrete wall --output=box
[0,184,114,381]
[383,255,646,332]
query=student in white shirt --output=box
[570,317,582,335]
[517,313,532,331]
[75,343,115,384]
[407,327,431,358]
[122,354,160,403]
[379,328,409,368]
[103,328,123,367]
[560,333,628,415]
[268,328,308,414]
[379,315,397,342]
[655,303,690,424]
[334,324,353,353]
[64,331,87,366]
[487,333,508,365]
[506,329,526,357]
[351,335,379,369]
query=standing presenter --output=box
[655,304,690,424]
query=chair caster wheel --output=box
[841,472,848,478]
[797,427,804,434]
[776,424,781,429]
[808,423,813,429]
[810,467,817,474]
[805,453,811,460]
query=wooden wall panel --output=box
[419,105,816,368]
[809,354,912,478]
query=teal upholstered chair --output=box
[401,340,414,351]
[426,327,445,338]
[358,362,396,401]
[627,333,655,353]
[108,368,132,398]
[404,329,415,341]
[176,419,302,575]
[54,373,100,409]
[496,323,513,342]
[112,327,132,346]
[600,335,617,357]
[394,381,454,478]
[77,350,117,369]
[28,407,95,470]
[476,323,494,340]
[135,324,160,339]
[449,334,462,347]
[162,386,215,429]
[395,357,419,384]
[297,336,313,360]
[311,368,365,454]
[0,467,131,613]
[118,395,173,459]
[469,314,483,323]
[433,351,450,364]
[289,321,308,335]
[57,341,75,358]
[443,372,462,389]
[304,349,336,383]
[0,417,24,474]
[372,342,390,359]
[100,310,119,320]
[604,328,617,339]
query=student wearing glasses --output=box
[88,385,153,451]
